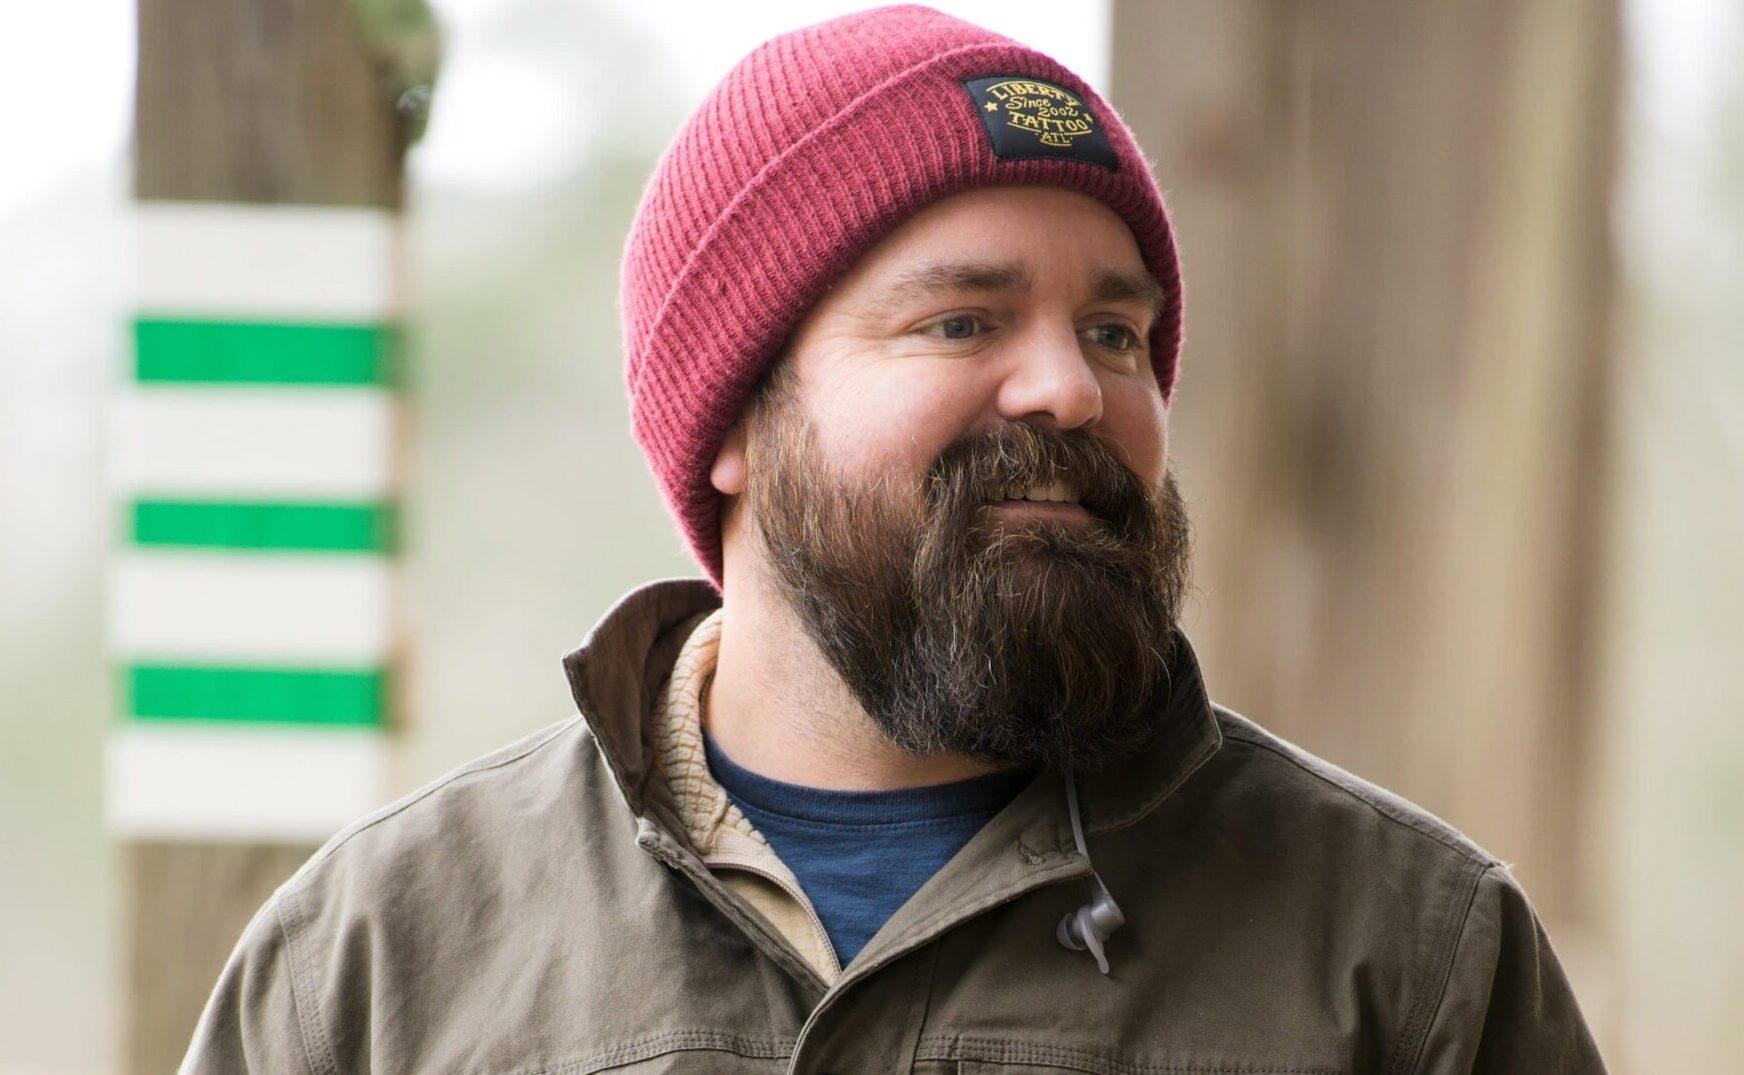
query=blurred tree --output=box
[126,1,416,1072]
[1112,0,1619,1037]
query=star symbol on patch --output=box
[985,101,999,111]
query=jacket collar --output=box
[561,577,1222,836]
[1079,625,1223,835]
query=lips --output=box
[997,479,1080,505]
[984,479,1097,524]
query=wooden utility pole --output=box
[1109,0,1620,1030]
[114,2,428,1070]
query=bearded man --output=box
[184,7,1605,1073]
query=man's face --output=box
[726,186,1192,771]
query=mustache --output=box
[920,423,1156,533]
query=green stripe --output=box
[126,665,387,726]
[134,318,396,385]
[131,500,395,552]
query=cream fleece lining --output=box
[650,610,841,981]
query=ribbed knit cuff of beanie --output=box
[619,3,1184,586]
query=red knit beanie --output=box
[621,4,1183,586]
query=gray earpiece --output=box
[1057,875,1125,974]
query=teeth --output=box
[1019,480,1078,504]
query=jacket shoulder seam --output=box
[1387,862,1495,1075]
[289,716,586,886]
[274,892,338,1075]
[1217,719,1497,868]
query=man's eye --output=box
[1086,324,1140,351]
[924,315,983,340]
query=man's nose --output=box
[994,324,1104,430]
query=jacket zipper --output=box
[636,825,836,990]
[707,852,843,981]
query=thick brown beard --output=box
[746,397,1193,773]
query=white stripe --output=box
[135,202,400,321]
[111,552,394,662]
[106,723,390,842]
[110,388,396,498]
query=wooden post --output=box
[1110,0,1619,1017]
[115,2,415,1071]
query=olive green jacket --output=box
[182,578,1605,1074]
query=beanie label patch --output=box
[962,75,1118,171]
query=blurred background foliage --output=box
[0,1,1740,1072]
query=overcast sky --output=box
[4,0,1732,223]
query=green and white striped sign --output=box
[106,202,401,842]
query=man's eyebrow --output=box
[1092,269,1166,318]
[870,261,1164,317]
[877,260,1033,303]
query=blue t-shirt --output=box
[703,734,1033,966]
